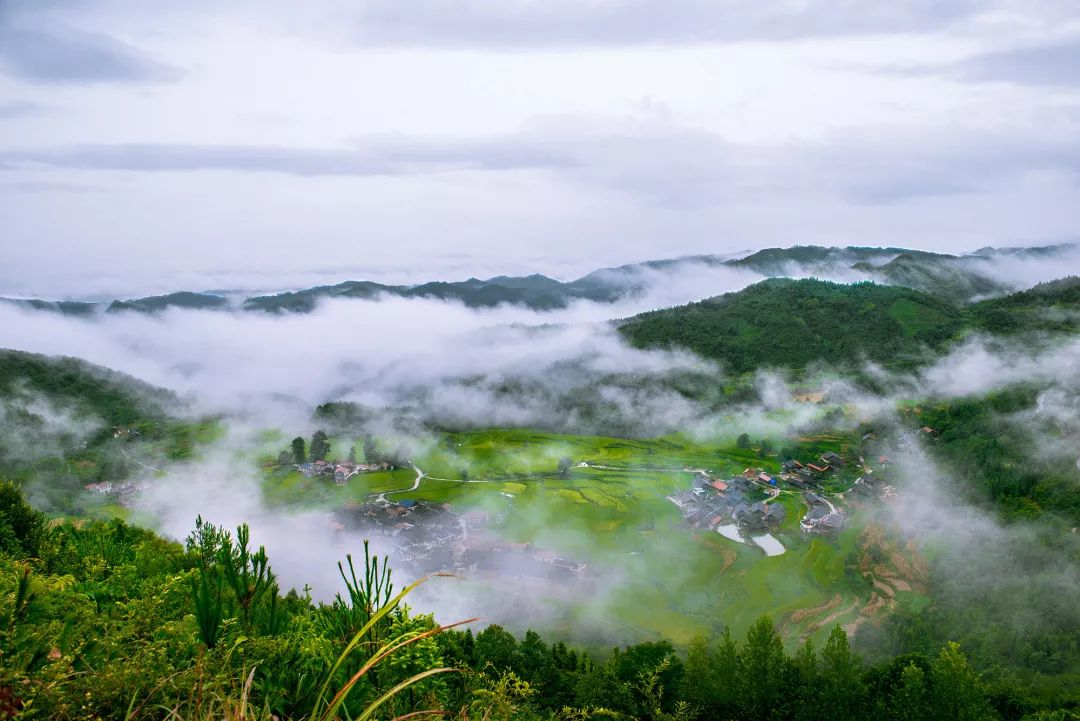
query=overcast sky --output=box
[1,0,1079,297]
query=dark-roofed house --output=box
[821,452,845,467]
[821,513,845,532]
[734,502,768,532]
[764,503,787,526]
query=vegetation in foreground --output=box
[2,482,1078,720]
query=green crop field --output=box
[252,427,889,648]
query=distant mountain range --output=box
[3,243,1074,315]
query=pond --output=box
[751,533,785,556]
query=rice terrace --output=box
[236,425,928,648]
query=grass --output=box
[250,427,881,648]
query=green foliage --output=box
[292,436,307,464]
[310,430,331,462]
[0,480,45,558]
[967,277,1080,335]
[618,279,962,372]
[0,478,1076,720]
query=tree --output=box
[475,625,521,676]
[291,436,306,464]
[736,433,751,449]
[681,632,738,720]
[931,642,994,721]
[557,457,573,479]
[894,662,932,721]
[738,616,785,721]
[363,436,377,463]
[790,636,819,720]
[0,480,45,558]
[819,626,865,720]
[276,450,292,466]
[347,444,356,464]
[310,430,330,462]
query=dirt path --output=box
[378,464,426,502]
[121,448,167,475]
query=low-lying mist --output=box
[1,261,1079,655]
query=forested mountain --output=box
[854,253,1009,304]
[0,349,174,428]
[617,274,1080,371]
[967,277,1080,335]
[107,291,229,313]
[617,278,962,372]
[3,243,1073,315]
[0,350,212,513]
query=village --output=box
[331,497,588,583]
[296,459,391,484]
[665,449,862,552]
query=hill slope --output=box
[966,276,1080,334]
[617,278,962,372]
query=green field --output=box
[255,428,895,648]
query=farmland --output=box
[257,428,918,648]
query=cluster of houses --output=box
[298,460,390,483]
[332,497,586,582]
[667,449,855,540]
[84,479,150,498]
[459,539,587,582]
[778,451,846,484]
[799,492,845,533]
[667,470,787,535]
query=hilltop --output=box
[4,242,1074,315]
[617,278,961,372]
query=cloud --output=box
[4,122,1076,209]
[347,0,983,47]
[0,293,727,433]
[0,100,44,119]
[0,139,566,177]
[952,38,1080,87]
[0,21,180,84]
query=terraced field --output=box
[258,428,914,647]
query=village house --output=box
[821,451,845,467]
[732,500,785,532]
[334,463,354,484]
[800,491,845,534]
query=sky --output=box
[1,0,1080,296]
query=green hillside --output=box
[0,350,216,513]
[854,253,1008,304]
[107,291,228,313]
[967,276,1080,335]
[617,278,962,373]
[0,349,174,429]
